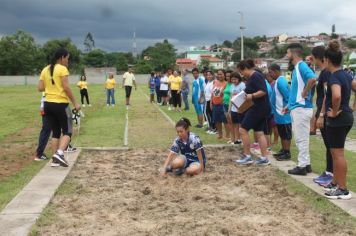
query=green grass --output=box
[0,160,48,210]
[275,169,356,228]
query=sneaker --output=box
[82,104,86,107]
[195,124,203,128]
[324,182,338,192]
[325,188,352,200]
[306,165,312,173]
[273,149,285,157]
[317,174,333,187]
[227,140,234,144]
[51,158,60,167]
[88,104,92,107]
[53,152,69,167]
[288,166,307,176]
[256,157,270,166]
[235,155,254,165]
[276,152,291,161]
[203,121,208,126]
[168,106,172,111]
[313,172,328,183]
[34,154,48,161]
[250,143,260,150]
[65,145,77,153]
[112,104,115,107]
[107,104,110,106]
[234,140,242,145]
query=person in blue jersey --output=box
[235,59,271,166]
[191,68,205,128]
[181,70,190,110]
[322,41,356,200]
[284,43,317,176]
[310,46,333,187]
[160,118,206,177]
[263,73,274,150]
[154,72,162,104]
[148,72,156,103]
[268,64,292,161]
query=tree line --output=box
[0,30,177,75]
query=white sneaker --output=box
[168,106,172,111]
[82,104,86,107]
[106,104,109,106]
[88,104,92,107]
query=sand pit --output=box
[36,147,356,235]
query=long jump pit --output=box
[33,147,356,235]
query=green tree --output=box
[345,39,356,49]
[42,38,81,72]
[199,58,210,70]
[134,60,153,74]
[83,49,107,67]
[106,52,128,71]
[222,40,233,48]
[141,39,176,71]
[0,30,43,75]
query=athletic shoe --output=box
[288,166,307,176]
[276,152,291,161]
[324,182,338,192]
[195,124,203,128]
[235,155,254,165]
[82,104,86,107]
[273,149,285,157]
[325,188,352,200]
[256,158,270,166]
[203,121,208,126]
[234,140,242,145]
[34,154,48,161]
[174,168,185,176]
[53,152,69,167]
[65,145,77,153]
[313,172,328,183]
[250,143,260,150]
[168,106,172,111]
[112,104,115,107]
[88,104,92,107]
[227,140,234,144]
[51,158,60,167]
[306,165,312,173]
[317,175,333,187]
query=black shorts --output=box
[160,90,168,97]
[326,125,352,148]
[44,102,72,139]
[125,86,132,98]
[277,123,292,140]
[231,111,244,124]
[241,109,266,132]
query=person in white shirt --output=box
[122,66,137,107]
[160,71,169,106]
[204,70,216,134]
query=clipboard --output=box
[231,91,254,114]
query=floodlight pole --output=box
[238,11,246,61]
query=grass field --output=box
[0,84,356,233]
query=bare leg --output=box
[216,122,223,139]
[255,131,268,157]
[51,138,59,154]
[198,115,203,126]
[272,127,279,145]
[331,148,347,189]
[240,127,250,155]
[171,156,185,169]
[59,135,71,152]
[185,164,201,176]
[231,124,236,142]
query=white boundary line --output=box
[141,91,175,126]
[124,108,129,146]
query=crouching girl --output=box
[161,118,206,176]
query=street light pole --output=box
[238,11,246,61]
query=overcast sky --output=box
[1,0,356,52]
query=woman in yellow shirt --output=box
[37,48,80,168]
[77,75,91,107]
[169,70,182,112]
[105,73,116,106]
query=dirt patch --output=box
[0,126,40,180]
[37,147,356,235]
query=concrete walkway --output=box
[0,151,81,236]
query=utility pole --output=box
[238,11,246,61]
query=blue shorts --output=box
[193,100,204,115]
[212,104,227,123]
[181,155,206,169]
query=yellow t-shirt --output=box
[169,76,182,91]
[77,81,88,90]
[123,72,135,86]
[106,78,116,89]
[40,64,70,103]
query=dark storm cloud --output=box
[0,0,355,52]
